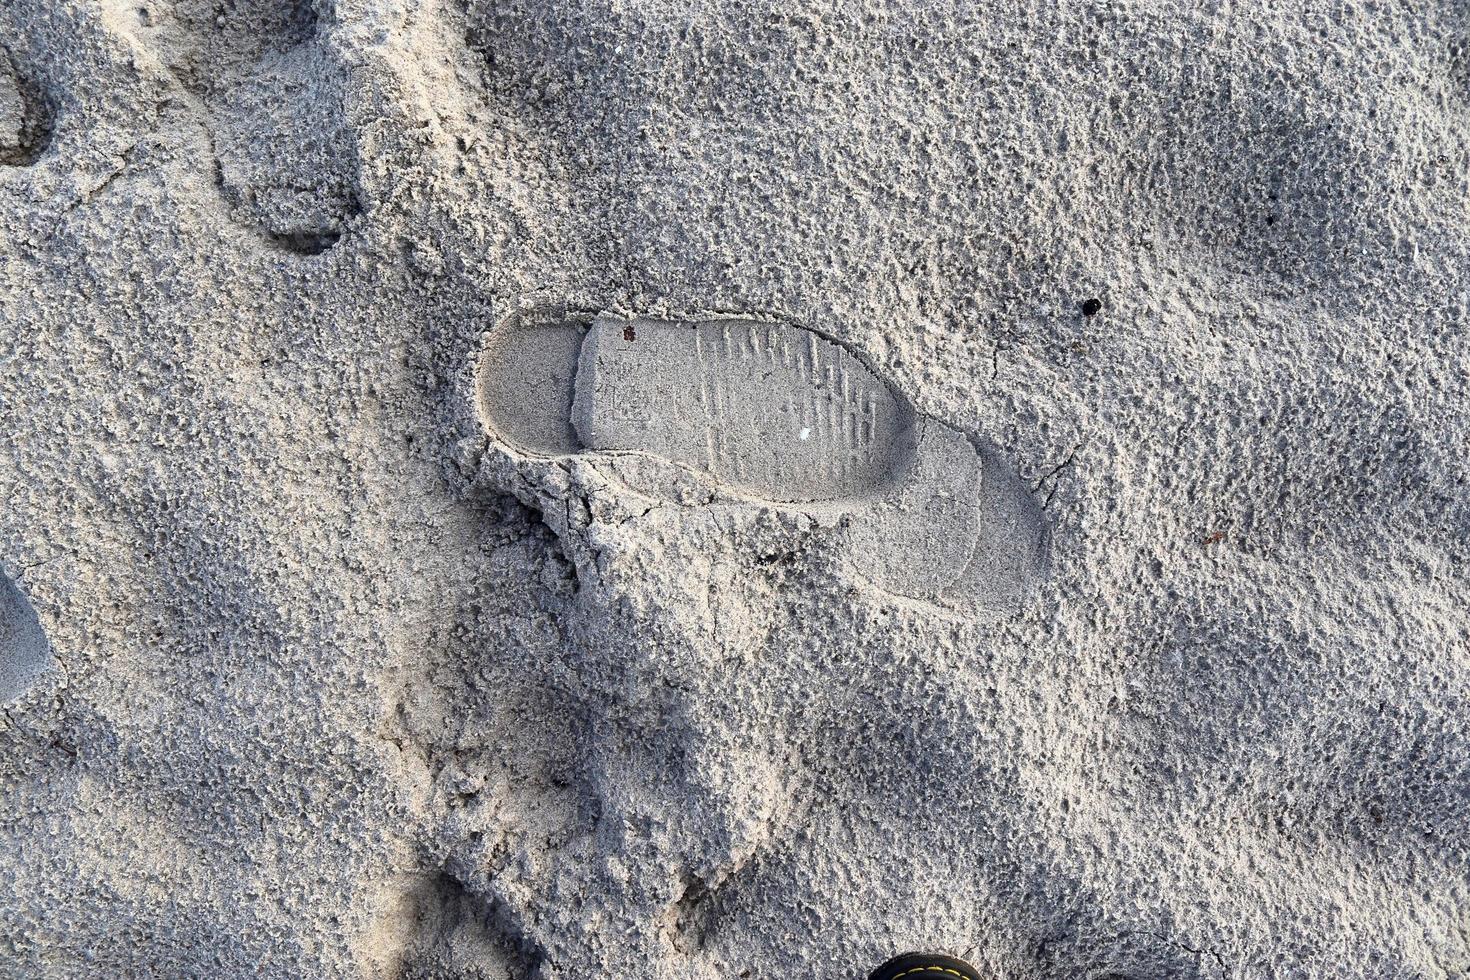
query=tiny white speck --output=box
[799,427,811,441]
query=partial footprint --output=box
[0,569,51,703]
[358,871,536,980]
[479,311,1050,615]
[0,47,51,166]
[131,0,360,253]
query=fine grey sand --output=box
[2,0,1469,978]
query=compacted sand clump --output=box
[1,1,1467,977]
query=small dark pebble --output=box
[623,324,636,342]
[1081,297,1102,317]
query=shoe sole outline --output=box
[477,307,1049,613]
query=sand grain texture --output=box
[1,0,1468,977]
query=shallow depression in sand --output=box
[0,569,50,703]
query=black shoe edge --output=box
[868,951,981,980]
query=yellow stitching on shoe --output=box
[890,968,970,980]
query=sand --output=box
[1,0,1468,977]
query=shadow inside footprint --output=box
[0,48,52,166]
[361,871,538,980]
[0,570,51,703]
[480,311,1050,616]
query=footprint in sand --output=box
[0,47,51,167]
[479,310,1050,615]
[126,0,360,253]
[0,570,51,704]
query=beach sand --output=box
[1,0,1467,977]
